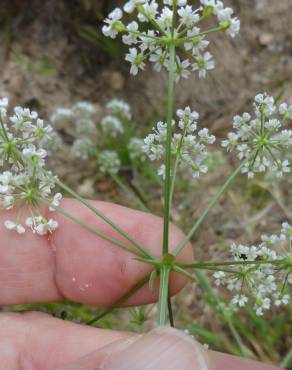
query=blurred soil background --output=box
[0,0,292,367]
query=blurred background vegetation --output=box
[0,0,291,368]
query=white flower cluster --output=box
[51,101,98,134]
[0,97,62,235]
[143,106,216,178]
[50,99,144,174]
[101,115,124,138]
[222,93,292,178]
[102,0,240,79]
[98,150,121,175]
[213,223,292,316]
[51,100,128,160]
[106,99,132,120]
[128,137,147,161]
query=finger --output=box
[0,312,131,370]
[0,199,192,305]
[59,327,216,370]
[59,328,281,370]
[1,313,281,370]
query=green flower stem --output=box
[168,295,175,327]
[174,265,197,282]
[227,320,247,357]
[86,274,151,326]
[110,173,149,213]
[172,0,178,37]
[178,258,287,269]
[169,128,188,209]
[137,7,168,37]
[179,26,224,44]
[162,43,176,255]
[169,154,179,210]
[52,176,153,259]
[281,348,292,369]
[173,162,244,257]
[125,29,158,40]
[41,198,146,259]
[0,115,10,142]
[158,265,172,325]
[130,179,151,208]
[177,14,208,38]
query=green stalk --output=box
[130,179,150,208]
[178,258,286,269]
[173,163,244,256]
[171,0,178,37]
[169,126,188,209]
[174,265,197,282]
[281,348,292,369]
[158,265,172,325]
[52,176,153,259]
[168,295,175,327]
[162,43,176,255]
[227,320,247,357]
[0,115,9,141]
[110,173,149,213]
[178,26,224,44]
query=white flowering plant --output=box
[51,99,147,173]
[1,0,291,356]
[50,99,153,210]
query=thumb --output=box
[59,327,216,370]
[103,327,216,370]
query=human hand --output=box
[0,199,280,369]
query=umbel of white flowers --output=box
[222,93,292,178]
[102,0,240,80]
[214,222,292,316]
[143,106,216,178]
[0,97,61,235]
[50,99,145,175]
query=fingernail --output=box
[102,327,216,370]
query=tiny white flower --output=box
[274,294,289,307]
[124,0,144,14]
[158,164,166,178]
[49,193,62,211]
[0,97,8,108]
[198,128,216,144]
[192,52,215,78]
[102,8,123,39]
[5,220,25,234]
[122,21,139,45]
[213,271,226,286]
[174,57,191,82]
[125,48,146,75]
[231,294,248,307]
[178,5,200,27]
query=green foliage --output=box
[15,55,54,76]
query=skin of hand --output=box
[0,199,281,370]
